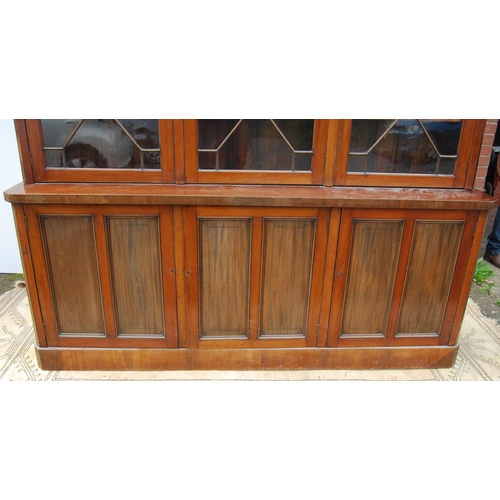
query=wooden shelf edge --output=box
[4,182,497,210]
[36,344,459,371]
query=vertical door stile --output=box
[384,218,414,339]
[317,208,341,347]
[160,206,178,348]
[94,212,117,339]
[305,208,330,346]
[327,209,354,346]
[248,216,263,341]
[183,206,200,347]
[173,205,188,348]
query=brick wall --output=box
[473,119,499,191]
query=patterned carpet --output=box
[1,283,500,381]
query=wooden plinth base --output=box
[35,345,458,371]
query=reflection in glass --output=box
[41,119,161,169]
[348,119,462,175]
[198,119,314,171]
[41,119,79,148]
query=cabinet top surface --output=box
[3,182,497,210]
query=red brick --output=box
[478,155,491,167]
[485,122,498,134]
[481,133,495,146]
[481,145,493,157]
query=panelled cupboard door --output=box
[184,119,329,185]
[23,119,176,183]
[24,205,178,348]
[184,207,331,348]
[327,208,478,347]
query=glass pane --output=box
[273,119,314,150]
[44,149,62,168]
[41,119,161,169]
[439,157,456,175]
[197,119,313,171]
[348,119,459,175]
[420,120,462,155]
[142,151,161,169]
[66,119,140,169]
[198,119,240,150]
[349,119,395,153]
[346,155,365,173]
[118,119,160,149]
[198,151,216,170]
[294,153,314,171]
[41,119,80,148]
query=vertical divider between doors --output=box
[317,208,341,347]
[305,208,330,347]
[172,120,186,184]
[326,209,354,347]
[160,206,179,347]
[93,212,117,339]
[173,206,188,348]
[159,120,176,183]
[324,120,339,187]
[248,217,263,341]
[332,120,352,186]
[183,206,199,348]
[385,218,415,339]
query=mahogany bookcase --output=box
[4,119,495,370]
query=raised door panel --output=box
[260,219,316,337]
[41,215,104,335]
[106,216,164,336]
[340,220,403,336]
[199,219,251,338]
[396,221,464,336]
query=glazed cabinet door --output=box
[24,205,178,348]
[184,120,329,185]
[327,208,479,347]
[21,119,175,183]
[333,119,485,188]
[184,207,332,348]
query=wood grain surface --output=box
[397,221,464,335]
[341,220,403,336]
[260,218,315,336]
[41,216,104,335]
[199,218,251,337]
[35,345,459,371]
[5,182,495,210]
[106,216,164,336]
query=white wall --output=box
[0,119,23,273]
